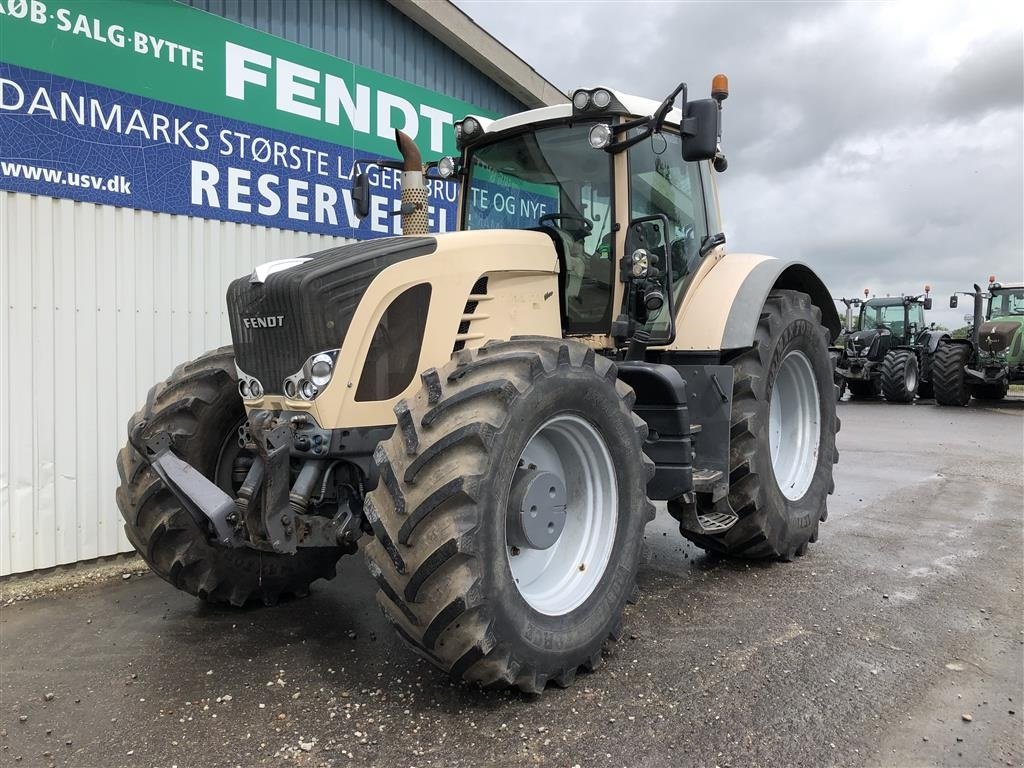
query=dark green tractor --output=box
[835,288,947,402]
[935,278,1024,405]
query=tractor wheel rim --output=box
[506,414,617,616]
[906,362,918,392]
[769,350,821,501]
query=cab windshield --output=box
[860,301,905,332]
[988,289,1024,318]
[462,122,615,333]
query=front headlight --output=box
[284,349,339,401]
[236,365,264,401]
[631,249,650,278]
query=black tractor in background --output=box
[835,287,948,402]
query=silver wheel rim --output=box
[769,351,821,501]
[506,414,617,616]
[905,361,918,392]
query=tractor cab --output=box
[449,83,728,350]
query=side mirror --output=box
[949,295,958,309]
[924,296,933,310]
[680,99,718,162]
[353,172,371,219]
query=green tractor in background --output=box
[935,277,1024,405]
[834,287,947,402]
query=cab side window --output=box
[908,304,925,330]
[628,133,709,300]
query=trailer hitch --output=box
[129,424,242,547]
[130,416,360,555]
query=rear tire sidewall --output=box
[758,311,834,547]
[476,368,647,668]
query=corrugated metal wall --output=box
[1,0,525,576]
[0,193,349,576]
[183,0,526,115]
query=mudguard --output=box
[918,329,950,354]
[671,253,841,352]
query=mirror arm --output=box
[699,232,726,258]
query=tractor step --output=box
[696,510,738,532]
[692,468,732,528]
[692,467,723,489]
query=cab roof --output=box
[863,297,906,307]
[467,87,685,137]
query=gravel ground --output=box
[2,397,1022,768]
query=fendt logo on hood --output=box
[242,315,285,329]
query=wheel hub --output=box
[769,350,821,501]
[506,465,567,550]
[505,414,618,616]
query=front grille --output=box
[227,237,436,394]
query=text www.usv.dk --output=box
[1,162,131,193]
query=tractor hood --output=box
[225,229,562,429]
[978,319,1023,356]
[226,237,438,395]
[845,327,888,357]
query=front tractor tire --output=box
[115,347,346,606]
[673,290,839,560]
[363,338,654,693]
[932,341,972,406]
[880,349,919,403]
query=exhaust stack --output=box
[395,129,429,236]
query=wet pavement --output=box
[2,397,1022,768]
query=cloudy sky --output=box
[455,0,1023,329]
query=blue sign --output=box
[0,63,458,238]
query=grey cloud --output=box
[455,0,1023,322]
[935,32,1024,118]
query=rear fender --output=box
[919,330,950,355]
[669,254,841,352]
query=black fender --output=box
[919,330,951,355]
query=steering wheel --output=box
[538,213,593,241]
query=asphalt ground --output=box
[2,397,1022,768]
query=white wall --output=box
[0,193,350,576]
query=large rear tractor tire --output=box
[363,338,654,693]
[880,349,919,403]
[972,379,1009,401]
[932,342,972,406]
[672,290,839,560]
[115,347,346,606]
[847,378,881,399]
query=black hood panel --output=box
[226,236,436,394]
